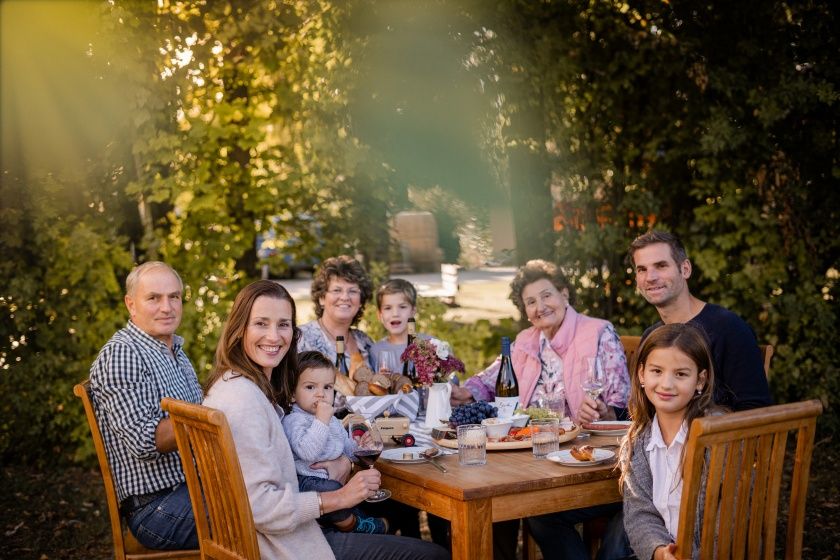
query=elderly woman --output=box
[298,255,375,369]
[203,280,448,560]
[450,259,629,424]
[448,260,632,560]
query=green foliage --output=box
[474,0,840,432]
[0,171,133,467]
[3,0,838,470]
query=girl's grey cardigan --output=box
[622,427,704,560]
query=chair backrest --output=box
[73,382,199,560]
[758,344,774,378]
[161,398,260,560]
[620,335,642,372]
[621,336,774,378]
[675,400,822,560]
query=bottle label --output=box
[494,396,519,419]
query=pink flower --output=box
[400,338,465,387]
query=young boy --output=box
[370,279,418,372]
[282,351,388,534]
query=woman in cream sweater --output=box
[204,280,448,560]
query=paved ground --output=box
[281,266,520,324]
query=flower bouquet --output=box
[400,337,465,387]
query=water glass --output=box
[457,424,487,466]
[531,418,561,459]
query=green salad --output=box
[514,406,560,420]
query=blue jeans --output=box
[528,503,633,560]
[127,483,198,550]
[299,475,364,527]
[323,530,450,560]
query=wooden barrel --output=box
[392,211,442,272]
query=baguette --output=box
[334,373,356,397]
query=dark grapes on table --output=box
[448,401,498,427]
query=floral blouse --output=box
[465,324,630,415]
[297,321,374,369]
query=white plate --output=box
[582,420,631,436]
[547,448,616,466]
[381,447,431,464]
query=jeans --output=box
[127,483,198,550]
[299,475,363,527]
[528,503,633,560]
[323,530,450,560]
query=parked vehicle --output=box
[256,213,323,278]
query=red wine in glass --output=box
[348,419,391,502]
[354,449,382,467]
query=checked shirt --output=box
[89,321,202,502]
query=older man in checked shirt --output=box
[90,261,202,550]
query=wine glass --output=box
[581,357,604,400]
[348,417,391,502]
[377,350,397,374]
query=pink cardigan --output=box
[465,307,613,422]
[512,308,609,420]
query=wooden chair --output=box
[759,344,774,378]
[620,335,642,372]
[676,400,822,559]
[73,382,200,560]
[161,398,260,560]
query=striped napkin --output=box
[345,391,420,420]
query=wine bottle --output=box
[494,336,519,419]
[335,336,349,376]
[402,318,418,385]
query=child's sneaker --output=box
[353,514,389,534]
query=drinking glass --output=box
[581,357,604,400]
[457,424,487,466]
[377,350,398,374]
[531,418,560,459]
[348,418,391,502]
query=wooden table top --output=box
[377,434,623,502]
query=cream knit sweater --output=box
[204,372,335,560]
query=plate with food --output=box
[581,420,632,436]
[547,446,615,466]
[433,424,580,451]
[381,446,433,464]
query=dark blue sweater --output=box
[642,303,772,411]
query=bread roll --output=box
[354,381,371,396]
[353,366,373,383]
[368,382,389,396]
[369,373,391,395]
[391,375,414,394]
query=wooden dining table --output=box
[377,434,623,559]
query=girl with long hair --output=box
[620,323,720,560]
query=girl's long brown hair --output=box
[205,280,299,404]
[618,323,717,491]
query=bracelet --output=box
[317,492,324,516]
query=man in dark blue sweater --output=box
[630,230,772,411]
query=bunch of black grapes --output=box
[449,402,498,427]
